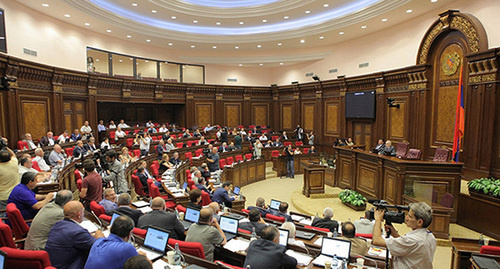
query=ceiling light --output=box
[262,19,267,23]
[216,22,221,25]
[284,16,289,19]
[145,60,149,63]
[323,4,329,7]
[119,60,123,62]
[257,44,262,48]
[190,45,195,48]
[406,9,413,13]
[339,31,344,35]
[305,10,311,14]
[431,0,438,2]
[382,18,388,22]
[193,20,198,23]
[42,3,49,7]
[235,46,239,49]
[277,43,282,46]
[106,29,112,33]
[259,64,263,66]
[212,46,217,49]
[300,39,305,43]
[280,63,284,65]
[96,59,100,62]
[319,36,324,39]
[239,21,244,25]
[129,58,133,60]
[168,43,173,46]
[239,64,243,66]
[171,16,176,19]
[152,10,157,14]
[146,39,151,42]
[126,35,132,38]
[64,14,71,18]
[361,25,367,29]
[84,23,90,26]
[132,3,137,6]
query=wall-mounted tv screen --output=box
[345,90,376,119]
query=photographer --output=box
[372,202,436,269]
[0,138,18,211]
[137,132,151,157]
[102,150,128,194]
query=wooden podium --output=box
[301,161,327,197]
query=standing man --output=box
[0,145,18,212]
[234,132,242,150]
[81,120,93,140]
[80,159,103,209]
[102,150,127,194]
[284,144,294,178]
[207,147,220,172]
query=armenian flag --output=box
[452,64,465,162]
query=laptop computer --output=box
[0,249,6,269]
[312,237,351,266]
[278,228,289,247]
[181,207,200,230]
[137,226,170,262]
[232,186,240,195]
[109,212,121,227]
[183,182,188,191]
[270,199,281,211]
[295,230,315,240]
[219,215,239,240]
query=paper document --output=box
[138,206,153,214]
[223,238,250,252]
[285,249,313,266]
[172,193,185,197]
[291,215,305,222]
[132,201,149,208]
[313,237,323,247]
[299,218,312,226]
[80,219,98,233]
[367,246,391,258]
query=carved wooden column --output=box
[3,60,19,147]
[87,77,98,128]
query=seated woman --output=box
[294,148,302,154]
[346,138,354,146]
[100,137,111,150]
[158,153,173,175]
[119,147,137,168]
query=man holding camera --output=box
[0,140,18,211]
[372,202,436,269]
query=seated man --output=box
[45,201,104,269]
[371,138,385,153]
[247,197,271,217]
[138,197,185,240]
[0,146,18,211]
[23,133,38,150]
[18,155,46,180]
[198,136,208,146]
[379,140,396,156]
[227,142,236,151]
[84,137,98,152]
[244,226,297,269]
[48,144,65,166]
[165,138,175,151]
[198,163,210,179]
[136,167,150,193]
[272,202,293,222]
[169,151,182,166]
[212,182,235,208]
[80,159,103,209]
[309,145,317,154]
[109,193,143,227]
[70,128,82,142]
[25,190,73,250]
[186,207,227,261]
[372,202,436,269]
[273,138,283,147]
[187,189,202,210]
[8,172,54,220]
[99,188,118,214]
[123,255,152,269]
[114,126,126,141]
[218,142,229,153]
[156,139,167,160]
[73,140,87,158]
[311,207,339,233]
[195,175,211,196]
[353,211,375,234]
[33,148,50,171]
[57,130,71,144]
[280,222,306,248]
[85,216,138,269]
[39,131,56,147]
[239,208,267,236]
[117,119,130,129]
[338,221,370,257]
[208,202,221,222]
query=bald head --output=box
[64,201,84,222]
[151,197,165,210]
[199,208,214,223]
[208,202,220,215]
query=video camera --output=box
[366,199,409,224]
[0,138,7,150]
[92,147,109,172]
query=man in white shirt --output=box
[57,131,70,144]
[117,119,130,129]
[280,222,306,248]
[33,148,50,172]
[80,121,92,139]
[108,120,117,129]
[372,202,437,269]
[114,126,126,141]
[159,124,168,133]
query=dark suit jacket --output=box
[311,217,339,233]
[73,146,86,158]
[273,211,293,222]
[381,145,396,156]
[84,143,97,152]
[110,206,143,227]
[195,184,211,196]
[247,206,271,218]
[137,210,185,240]
[136,172,149,189]
[39,137,56,147]
[239,222,267,236]
[244,239,297,269]
[157,145,167,159]
[169,157,181,166]
[187,202,202,210]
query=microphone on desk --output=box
[90,210,104,231]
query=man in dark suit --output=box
[137,197,185,240]
[169,151,182,166]
[198,163,211,179]
[272,202,293,222]
[312,207,339,233]
[45,201,104,269]
[73,140,87,158]
[247,197,271,218]
[379,140,396,156]
[84,137,98,152]
[109,193,143,227]
[218,142,229,153]
[371,138,385,153]
[135,167,149,193]
[244,226,297,269]
[212,182,235,208]
[39,131,56,147]
[239,208,267,236]
[194,173,211,195]
[156,139,167,160]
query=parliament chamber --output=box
[0,0,500,268]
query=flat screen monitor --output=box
[144,226,170,253]
[185,208,200,223]
[321,237,351,260]
[219,216,238,234]
[233,186,240,195]
[110,212,121,227]
[345,90,376,119]
[270,199,281,210]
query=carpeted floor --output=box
[239,163,494,269]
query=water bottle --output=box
[173,243,182,265]
[251,227,257,241]
[332,254,338,268]
[342,258,348,269]
[479,233,485,246]
[175,208,180,219]
[333,227,338,238]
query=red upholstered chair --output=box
[208,139,214,144]
[6,203,30,248]
[303,148,310,154]
[176,142,184,148]
[133,227,147,238]
[126,138,134,148]
[395,142,409,158]
[271,136,279,141]
[284,142,292,147]
[186,170,192,181]
[149,181,168,200]
[32,161,42,172]
[74,169,82,181]
[109,131,116,144]
[260,125,266,129]
[152,136,159,142]
[76,179,83,192]
[168,238,206,259]
[0,246,53,269]
[90,201,106,218]
[355,233,373,239]
[170,134,176,139]
[235,155,243,162]
[271,150,280,158]
[226,157,234,166]
[219,159,226,169]
[0,222,16,248]
[249,125,256,129]
[187,179,196,190]
[133,149,141,158]
[185,152,193,164]
[65,147,74,157]
[295,141,303,146]
[215,261,245,269]
[175,204,186,213]
[241,209,250,214]
[244,153,252,161]
[134,129,141,134]
[304,225,330,233]
[440,193,454,208]
[433,147,450,162]
[238,228,251,234]
[150,164,159,179]
[480,245,500,255]
[265,213,285,223]
[152,160,159,168]
[131,175,147,197]
[187,141,197,147]
[17,141,29,151]
[195,148,203,157]
[200,191,211,206]
[405,148,422,160]
[237,125,244,129]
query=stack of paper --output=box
[367,246,391,258]
[313,237,323,247]
[223,238,250,253]
[138,206,153,214]
[132,200,149,208]
[291,215,305,222]
[299,218,313,226]
[285,249,313,266]
[80,219,98,233]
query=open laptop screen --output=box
[321,237,351,260]
[185,208,200,223]
[219,216,238,234]
[233,186,240,195]
[110,212,121,226]
[270,199,281,210]
[278,228,289,247]
[144,227,170,253]
[0,249,5,269]
[183,182,188,190]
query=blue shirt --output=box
[99,199,118,214]
[45,219,97,269]
[7,184,38,220]
[212,188,234,205]
[84,233,138,269]
[97,124,107,132]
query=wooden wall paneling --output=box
[195,103,213,128]
[20,96,51,140]
[224,103,241,127]
[302,102,315,131]
[386,95,408,143]
[0,93,5,137]
[252,103,268,126]
[281,103,293,130]
[324,101,339,136]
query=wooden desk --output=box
[272,153,320,177]
[220,158,266,188]
[302,161,327,197]
[451,237,500,269]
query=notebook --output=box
[138,226,170,262]
[219,215,239,240]
[270,199,281,210]
[278,228,289,247]
[181,207,200,230]
[295,230,315,240]
[312,237,351,266]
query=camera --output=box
[0,138,7,150]
[202,148,211,156]
[366,199,409,224]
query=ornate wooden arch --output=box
[417,10,488,65]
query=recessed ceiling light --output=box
[259,64,263,66]
[171,16,176,19]
[168,43,173,46]
[212,46,217,49]
[319,36,324,39]
[84,23,90,26]
[239,64,243,66]
[257,44,262,48]
[106,29,112,33]
[42,3,49,7]
[382,18,388,22]
[129,58,133,60]
[119,60,123,62]
[305,10,311,14]
[431,0,438,2]
[190,45,195,48]
[284,16,289,19]
[300,39,305,43]
[216,22,221,25]
[239,21,244,25]
[323,4,329,7]
[235,46,239,49]
[126,35,132,38]
[406,9,413,13]
[152,10,157,14]
[280,63,284,65]
[146,39,151,42]
[96,59,100,62]
[145,60,149,63]
[277,43,282,46]
[262,19,267,23]
[339,31,344,35]
[361,25,367,29]
[64,14,71,18]
[193,20,198,23]
[132,3,137,6]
